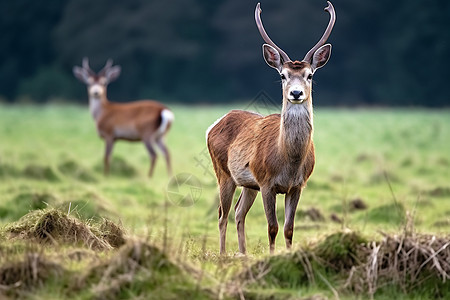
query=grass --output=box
[0,103,449,298]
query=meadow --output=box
[0,103,449,299]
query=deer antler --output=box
[255,3,291,63]
[82,57,95,76]
[303,1,336,63]
[99,59,113,76]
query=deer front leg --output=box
[284,187,301,249]
[235,187,258,254]
[218,177,236,255]
[104,138,114,175]
[261,187,278,254]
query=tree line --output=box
[0,0,448,106]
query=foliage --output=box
[0,0,449,106]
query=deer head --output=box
[255,1,335,104]
[73,58,121,100]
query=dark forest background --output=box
[0,0,449,106]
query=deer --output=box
[206,1,335,255]
[73,58,173,177]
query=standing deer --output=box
[73,58,173,177]
[207,2,335,254]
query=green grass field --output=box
[1,104,449,299]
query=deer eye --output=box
[280,74,286,80]
[307,74,313,81]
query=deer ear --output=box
[263,44,282,71]
[105,66,121,83]
[311,44,331,71]
[73,66,91,84]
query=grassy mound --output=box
[98,219,126,248]
[81,240,214,299]
[315,231,367,271]
[0,252,64,296]
[94,156,138,177]
[238,230,450,299]
[58,159,98,183]
[0,162,20,178]
[6,209,124,250]
[364,202,405,225]
[0,192,55,221]
[240,251,312,289]
[22,164,60,181]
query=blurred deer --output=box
[207,2,335,254]
[73,58,173,177]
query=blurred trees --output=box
[0,0,448,106]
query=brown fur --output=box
[73,62,173,177]
[96,99,166,141]
[207,70,316,254]
[93,95,173,177]
[206,31,334,253]
[215,1,333,255]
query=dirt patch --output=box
[330,213,342,224]
[305,208,325,222]
[349,198,368,211]
[427,186,450,197]
[296,207,325,222]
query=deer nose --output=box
[290,90,303,99]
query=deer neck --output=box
[89,94,108,121]
[278,99,313,161]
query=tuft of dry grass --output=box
[98,218,127,249]
[345,231,450,298]
[6,209,125,250]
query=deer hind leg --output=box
[284,187,301,249]
[235,187,258,254]
[104,138,114,176]
[144,139,157,177]
[218,177,236,255]
[261,187,278,254]
[155,137,172,177]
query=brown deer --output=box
[73,58,173,177]
[207,1,335,254]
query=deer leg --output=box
[284,187,301,249]
[144,140,157,177]
[261,187,278,254]
[235,187,258,254]
[156,137,172,177]
[104,138,114,176]
[218,177,236,255]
